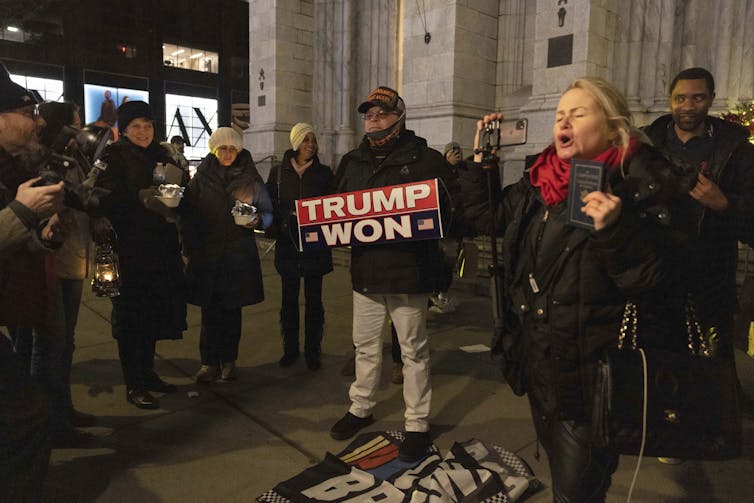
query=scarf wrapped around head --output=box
[529,138,641,206]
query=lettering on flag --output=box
[296,179,444,250]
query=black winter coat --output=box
[644,115,754,330]
[266,150,333,278]
[96,138,187,340]
[480,143,689,420]
[180,150,272,309]
[332,130,454,294]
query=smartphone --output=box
[499,118,528,147]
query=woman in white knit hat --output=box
[266,123,333,370]
[181,126,273,383]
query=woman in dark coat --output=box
[95,101,188,410]
[466,78,694,501]
[266,123,333,370]
[181,127,272,383]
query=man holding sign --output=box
[328,86,455,462]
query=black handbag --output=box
[592,301,742,460]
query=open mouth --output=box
[557,133,573,147]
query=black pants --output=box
[280,274,324,357]
[530,401,619,503]
[200,298,242,365]
[117,335,156,390]
[0,334,51,502]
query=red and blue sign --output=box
[296,179,444,250]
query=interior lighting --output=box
[190,52,204,59]
[7,26,19,32]
[171,49,185,56]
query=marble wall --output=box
[247,0,754,182]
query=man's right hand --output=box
[15,178,65,216]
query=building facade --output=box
[248,0,754,183]
[1,0,250,160]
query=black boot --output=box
[304,316,324,371]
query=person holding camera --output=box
[180,127,272,383]
[94,100,188,410]
[266,123,333,371]
[465,78,695,501]
[11,101,98,447]
[0,65,66,502]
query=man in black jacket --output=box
[329,86,452,461]
[644,67,754,368]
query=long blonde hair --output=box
[566,77,648,159]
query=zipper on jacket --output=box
[529,209,549,293]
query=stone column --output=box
[246,0,314,164]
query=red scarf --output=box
[529,139,641,206]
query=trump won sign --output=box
[296,179,443,250]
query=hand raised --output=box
[581,191,622,231]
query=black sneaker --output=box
[330,412,374,440]
[398,431,431,461]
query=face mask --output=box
[366,111,405,147]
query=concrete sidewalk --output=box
[43,242,754,502]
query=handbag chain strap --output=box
[620,298,710,356]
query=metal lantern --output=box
[92,240,121,297]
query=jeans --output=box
[349,291,431,432]
[280,274,325,357]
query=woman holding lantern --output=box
[95,100,188,410]
[181,127,273,383]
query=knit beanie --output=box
[290,122,315,151]
[0,63,38,113]
[208,127,243,154]
[117,100,154,132]
[444,141,461,156]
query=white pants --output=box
[348,291,431,432]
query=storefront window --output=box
[83,84,149,128]
[10,74,63,102]
[165,93,218,160]
[162,43,218,74]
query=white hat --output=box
[209,127,243,153]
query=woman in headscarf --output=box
[181,127,272,383]
[266,123,333,371]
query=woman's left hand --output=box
[581,191,622,231]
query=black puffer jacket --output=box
[644,115,754,331]
[333,130,454,294]
[482,143,690,420]
[96,138,187,340]
[180,150,272,308]
[266,149,333,278]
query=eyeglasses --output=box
[362,110,397,121]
